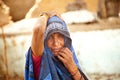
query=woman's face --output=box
[47,32,64,56]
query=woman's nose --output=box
[53,38,59,46]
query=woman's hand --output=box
[57,47,77,73]
[40,10,63,20]
[57,47,85,80]
[47,10,63,20]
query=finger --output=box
[58,51,67,59]
[65,48,72,54]
[48,10,63,20]
[60,48,72,56]
[39,12,48,17]
[60,48,74,62]
[57,54,65,63]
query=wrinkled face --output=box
[47,32,64,56]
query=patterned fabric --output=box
[24,16,88,80]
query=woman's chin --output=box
[52,52,58,56]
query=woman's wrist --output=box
[70,65,84,80]
[70,65,79,76]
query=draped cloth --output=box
[24,16,88,80]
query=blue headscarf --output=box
[24,16,87,80]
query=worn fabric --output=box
[25,16,88,80]
[32,54,42,80]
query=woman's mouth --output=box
[51,48,61,56]
[52,48,60,52]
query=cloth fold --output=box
[24,16,88,80]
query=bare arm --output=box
[31,11,61,56]
[31,15,48,56]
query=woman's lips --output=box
[52,48,61,52]
[52,49,60,52]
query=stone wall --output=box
[0,18,37,78]
[0,18,120,78]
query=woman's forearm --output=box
[72,69,85,80]
[68,65,85,80]
[31,16,48,56]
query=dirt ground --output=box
[88,74,120,80]
[1,18,120,80]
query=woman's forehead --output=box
[50,32,63,36]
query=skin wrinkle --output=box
[45,17,86,80]
[29,14,87,80]
[47,32,64,56]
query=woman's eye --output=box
[48,36,53,40]
[58,34,64,38]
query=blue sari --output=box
[24,16,88,80]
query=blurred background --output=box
[0,0,120,80]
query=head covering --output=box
[44,16,71,48]
[25,16,88,80]
[44,15,80,68]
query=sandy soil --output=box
[88,74,120,80]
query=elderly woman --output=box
[25,13,88,80]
